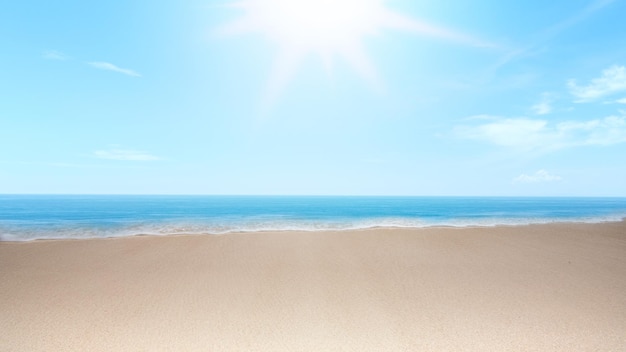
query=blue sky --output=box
[1,0,626,195]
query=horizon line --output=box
[1,193,625,198]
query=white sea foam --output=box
[2,214,625,242]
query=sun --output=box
[218,0,493,106]
[219,0,390,104]
[237,0,384,51]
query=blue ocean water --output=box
[1,195,626,241]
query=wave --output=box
[2,214,625,242]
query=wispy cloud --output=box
[94,148,160,161]
[16,161,113,169]
[568,65,626,103]
[492,0,616,71]
[42,51,141,78]
[513,170,563,184]
[531,102,552,115]
[540,0,616,39]
[88,62,141,77]
[531,93,554,115]
[455,112,626,152]
[43,50,70,61]
[614,97,626,104]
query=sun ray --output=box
[263,48,304,108]
[339,44,381,92]
[217,0,496,106]
[379,10,496,48]
[319,50,334,80]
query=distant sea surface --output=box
[1,195,626,241]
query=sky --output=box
[1,0,626,196]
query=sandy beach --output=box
[1,221,625,351]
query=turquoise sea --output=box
[1,195,626,241]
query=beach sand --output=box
[1,222,625,351]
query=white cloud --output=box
[456,117,550,150]
[568,65,626,102]
[455,112,626,152]
[89,62,141,77]
[513,170,563,184]
[43,50,69,61]
[94,149,160,161]
[531,92,555,115]
[616,97,626,104]
[531,101,552,115]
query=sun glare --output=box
[247,0,383,50]
[219,0,493,106]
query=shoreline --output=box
[2,221,625,351]
[2,217,625,243]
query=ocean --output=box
[1,195,626,241]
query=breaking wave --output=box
[2,214,624,242]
